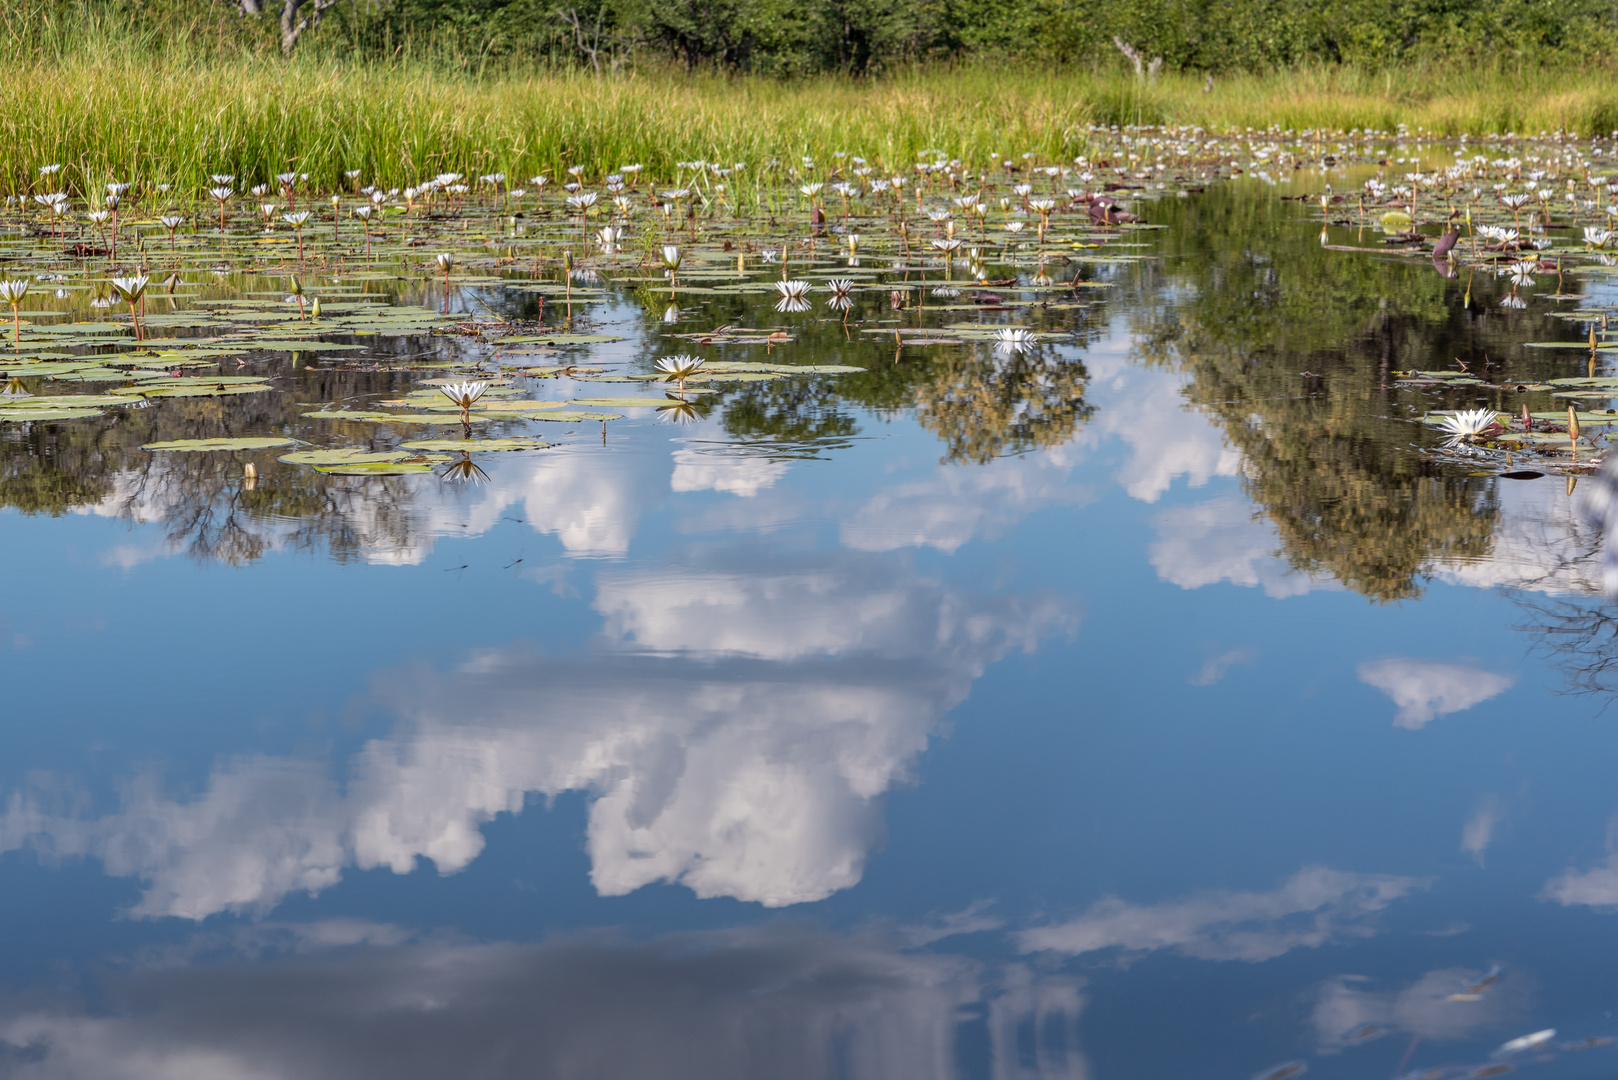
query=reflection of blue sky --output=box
[10,314,1618,1077]
[0,920,1087,1080]
[0,548,1074,918]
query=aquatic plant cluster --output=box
[0,122,1613,566]
[1287,128,1618,478]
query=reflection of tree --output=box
[912,347,1095,465]
[698,290,1108,464]
[0,363,432,564]
[1131,184,1597,601]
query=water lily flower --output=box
[1585,226,1614,249]
[110,274,150,340]
[654,354,705,388]
[434,253,455,312]
[1435,408,1501,441]
[208,186,233,230]
[437,380,488,411]
[0,279,28,347]
[775,279,812,313]
[282,209,313,259]
[993,327,1035,354]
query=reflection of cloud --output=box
[1015,867,1427,962]
[1430,479,1604,596]
[80,445,666,566]
[0,552,1074,918]
[0,921,1088,1080]
[1312,967,1525,1051]
[841,450,1092,554]
[1462,796,1504,866]
[1151,495,1327,598]
[1190,648,1257,686]
[1092,372,1241,503]
[670,449,790,497]
[1356,659,1515,730]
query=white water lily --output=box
[1504,260,1536,287]
[282,210,311,227]
[775,279,812,312]
[660,245,682,270]
[0,279,28,347]
[1585,226,1614,249]
[109,275,149,303]
[993,327,1035,353]
[654,354,706,383]
[435,253,455,272]
[110,274,150,340]
[596,225,622,254]
[1435,409,1501,440]
[437,380,489,410]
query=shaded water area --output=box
[8,171,1618,1079]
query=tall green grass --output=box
[1,42,1615,196]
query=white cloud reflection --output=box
[840,449,1091,554]
[1015,867,1427,962]
[1150,494,1329,598]
[0,921,1088,1080]
[0,551,1075,918]
[1356,659,1515,730]
[1311,967,1525,1051]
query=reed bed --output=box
[2,49,1616,195]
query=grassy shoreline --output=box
[2,57,1616,193]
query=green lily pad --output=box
[0,395,138,409]
[134,384,273,398]
[143,437,297,452]
[279,448,450,465]
[0,409,103,421]
[398,438,550,451]
[314,461,437,475]
[302,409,491,424]
[499,333,625,344]
[522,410,622,422]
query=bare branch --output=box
[280,0,340,55]
[559,7,603,72]
[1111,36,1142,77]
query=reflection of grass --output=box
[4,36,1618,192]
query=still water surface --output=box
[3,179,1617,1080]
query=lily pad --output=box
[314,462,438,475]
[398,438,550,452]
[522,410,623,422]
[0,409,103,421]
[143,437,297,452]
[279,448,450,465]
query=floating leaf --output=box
[0,409,103,421]
[314,462,437,475]
[398,438,550,452]
[279,448,452,465]
[143,437,297,452]
[522,410,623,422]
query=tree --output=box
[216,0,342,54]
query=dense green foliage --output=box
[15,0,1618,73]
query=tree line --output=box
[39,0,1618,68]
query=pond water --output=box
[5,170,1618,1080]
